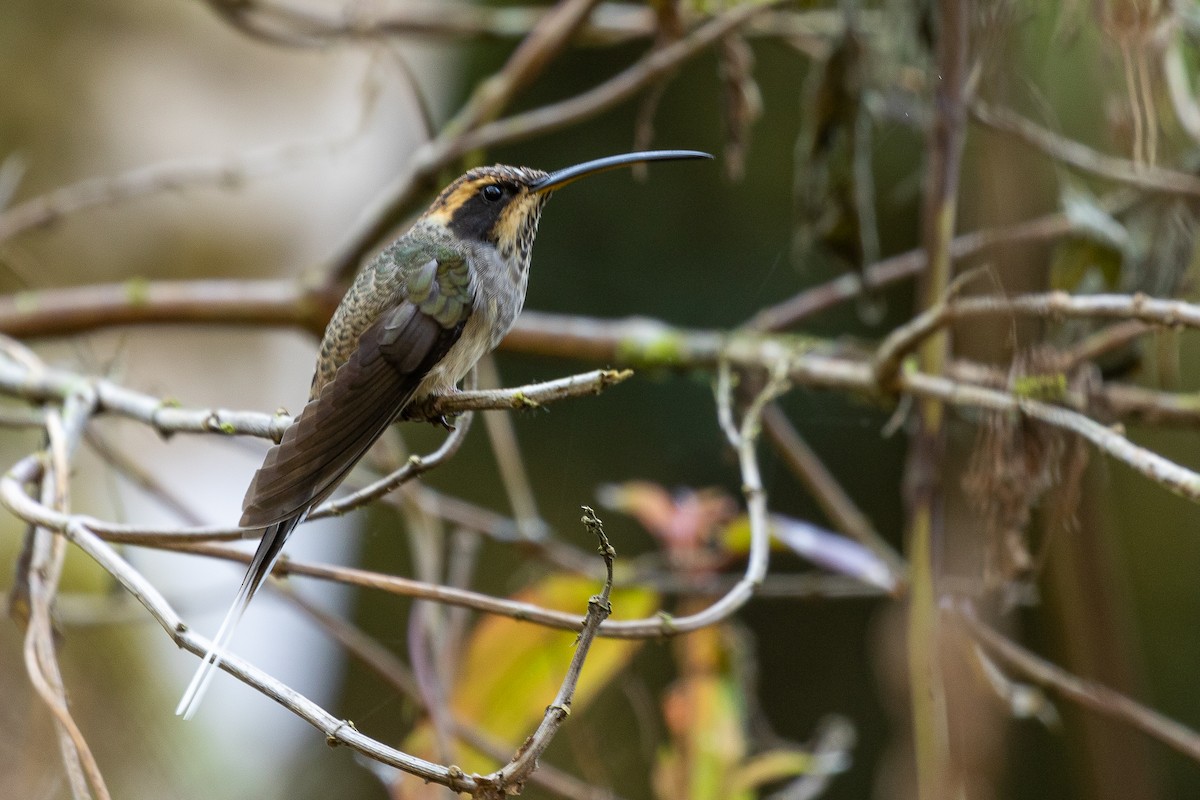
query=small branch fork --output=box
[473,507,616,799]
[0,331,791,795]
[951,600,1200,762]
[13,273,1200,789]
[13,2,1200,794]
[0,380,622,795]
[21,394,111,800]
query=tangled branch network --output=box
[12,1,1200,798]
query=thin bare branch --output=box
[476,355,545,540]
[282,582,630,800]
[4,451,484,793]
[760,402,906,583]
[0,355,628,449]
[22,396,111,800]
[0,86,377,242]
[313,411,474,519]
[324,0,779,284]
[0,278,338,340]
[954,601,1200,761]
[743,204,1108,331]
[450,1,779,158]
[875,290,1200,388]
[973,101,1200,197]
[200,0,869,48]
[477,506,615,797]
[445,0,606,135]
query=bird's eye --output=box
[482,184,504,202]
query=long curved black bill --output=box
[530,150,712,194]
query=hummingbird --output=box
[176,149,712,718]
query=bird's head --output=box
[419,150,712,272]
[420,164,550,269]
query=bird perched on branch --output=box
[176,149,712,718]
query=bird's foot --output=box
[401,397,457,430]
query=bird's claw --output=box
[400,401,456,430]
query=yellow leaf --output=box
[719,515,789,557]
[456,575,656,739]
[400,575,658,777]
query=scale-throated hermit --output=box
[176,149,712,718]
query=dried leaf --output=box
[599,481,738,572]
[718,33,762,181]
[963,348,1090,592]
[791,15,875,289]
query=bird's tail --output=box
[175,514,302,720]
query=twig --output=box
[742,202,1105,332]
[695,358,788,631]
[323,0,779,284]
[715,358,740,445]
[282,582,629,800]
[22,394,111,800]
[200,0,868,48]
[973,101,1200,197]
[476,355,545,540]
[476,506,616,798]
[4,452,484,794]
[760,402,906,583]
[0,355,628,450]
[900,370,1200,502]
[1099,383,1200,428]
[942,356,1200,429]
[204,0,649,46]
[445,0,605,135]
[0,365,632,552]
[312,410,474,519]
[448,1,779,158]
[1058,320,1151,368]
[0,88,376,242]
[945,292,1200,329]
[876,290,1200,387]
[0,279,339,340]
[872,268,988,390]
[953,600,1200,761]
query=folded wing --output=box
[241,270,469,528]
